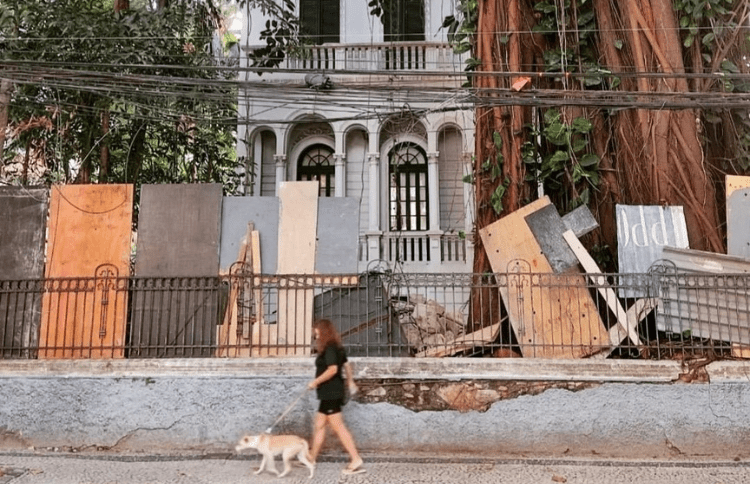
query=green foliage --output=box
[440,0,478,86]
[490,178,510,215]
[0,0,241,193]
[236,0,299,70]
[533,0,620,90]
[440,0,477,55]
[523,109,600,208]
[674,0,734,49]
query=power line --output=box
[3,59,749,80]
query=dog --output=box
[235,433,315,478]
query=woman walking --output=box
[307,319,365,475]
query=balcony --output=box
[283,42,466,72]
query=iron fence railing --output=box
[1,268,749,361]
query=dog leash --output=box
[264,387,311,434]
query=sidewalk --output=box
[2,451,750,484]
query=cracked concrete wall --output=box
[2,359,750,458]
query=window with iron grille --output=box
[298,144,335,197]
[389,142,428,231]
[300,0,340,44]
[382,0,424,42]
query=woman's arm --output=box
[308,365,338,389]
[344,362,358,395]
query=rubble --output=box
[395,295,466,352]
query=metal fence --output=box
[1,266,749,360]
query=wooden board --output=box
[39,184,132,359]
[275,181,319,356]
[217,224,256,357]
[0,187,48,358]
[563,230,643,349]
[135,183,222,277]
[416,319,505,358]
[479,196,609,358]
[130,184,222,358]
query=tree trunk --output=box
[599,0,723,252]
[469,0,538,332]
[114,0,129,13]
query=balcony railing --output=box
[283,42,467,72]
[2,267,749,361]
[358,233,467,264]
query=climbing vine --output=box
[523,109,600,211]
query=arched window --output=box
[297,144,335,197]
[389,142,428,231]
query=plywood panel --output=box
[217,225,263,357]
[39,184,132,359]
[135,183,223,277]
[276,182,318,356]
[131,184,222,358]
[0,187,48,358]
[479,197,608,358]
[563,230,643,349]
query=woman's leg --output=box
[310,412,328,463]
[328,412,362,467]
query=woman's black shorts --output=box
[318,398,344,415]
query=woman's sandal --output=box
[342,459,366,475]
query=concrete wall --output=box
[2,358,750,459]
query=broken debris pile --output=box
[395,295,466,352]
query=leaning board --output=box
[130,184,223,358]
[479,196,608,358]
[39,184,132,359]
[0,187,49,358]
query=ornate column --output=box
[334,153,346,197]
[365,152,381,262]
[426,151,442,265]
[274,154,287,197]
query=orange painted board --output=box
[726,175,750,197]
[39,184,132,359]
[479,197,608,358]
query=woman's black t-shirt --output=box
[315,344,347,401]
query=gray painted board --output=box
[525,204,599,274]
[131,184,223,357]
[617,205,688,297]
[727,187,750,260]
[316,197,360,274]
[654,247,750,344]
[616,205,689,274]
[525,204,577,273]
[135,183,223,277]
[220,196,279,274]
[220,196,360,275]
[561,204,599,237]
[0,187,48,358]
[0,187,48,280]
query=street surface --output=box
[1,451,750,484]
